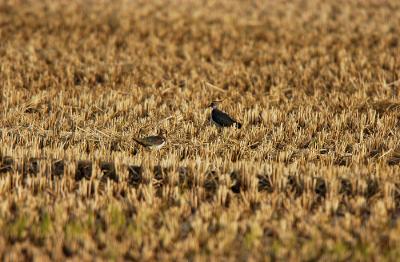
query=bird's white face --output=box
[210,102,218,109]
[158,130,167,137]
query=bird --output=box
[133,129,167,150]
[209,101,242,128]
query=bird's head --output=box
[209,100,222,109]
[158,129,167,137]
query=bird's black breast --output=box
[212,109,236,127]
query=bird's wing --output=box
[137,136,165,146]
[212,109,237,127]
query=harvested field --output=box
[1,0,400,260]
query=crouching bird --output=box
[133,129,167,150]
[209,101,242,129]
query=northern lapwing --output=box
[133,129,167,150]
[209,101,242,128]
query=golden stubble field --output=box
[0,0,400,260]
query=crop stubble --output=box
[0,0,400,260]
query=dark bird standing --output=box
[133,129,167,150]
[209,101,242,128]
